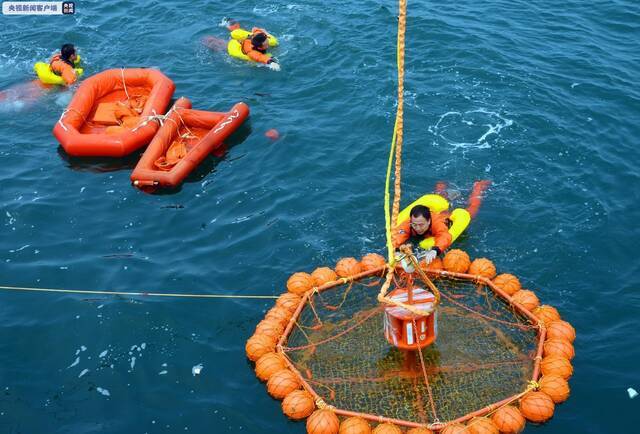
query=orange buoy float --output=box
[267,369,301,399]
[468,258,497,279]
[440,423,467,434]
[335,257,363,278]
[443,249,470,273]
[265,128,280,140]
[546,320,576,343]
[492,273,521,296]
[538,375,571,403]
[425,256,443,271]
[466,417,499,434]
[339,416,372,434]
[490,406,525,434]
[360,253,386,271]
[254,320,284,341]
[519,391,555,423]
[276,292,302,313]
[406,428,433,434]
[540,354,573,379]
[372,423,402,434]
[255,352,287,382]
[265,307,293,327]
[246,333,276,361]
[287,272,315,295]
[533,305,561,326]
[543,339,575,360]
[312,267,338,287]
[511,289,540,311]
[282,389,315,419]
[307,409,340,434]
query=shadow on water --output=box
[149,121,253,195]
[57,146,143,173]
[55,121,252,186]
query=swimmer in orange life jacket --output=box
[242,30,280,71]
[49,43,78,85]
[393,180,490,265]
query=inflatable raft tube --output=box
[53,68,175,157]
[34,55,83,85]
[131,97,250,189]
[397,193,471,250]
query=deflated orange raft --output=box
[130,97,249,189]
[53,68,175,157]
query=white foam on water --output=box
[192,363,203,376]
[130,356,136,370]
[429,108,513,150]
[9,244,29,253]
[99,350,108,358]
[67,357,80,368]
[159,370,168,375]
[78,369,89,378]
[96,387,110,397]
[252,5,279,15]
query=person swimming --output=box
[241,29,280,71]
[49,43,79,85]
[393,180,490,265]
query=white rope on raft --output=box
[0,285,278,299]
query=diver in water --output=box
[49,43,79,85]
[242,30,280,71]
[393,180,490,264]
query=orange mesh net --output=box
[281,271,540,426]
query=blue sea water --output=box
[1,0,639,432]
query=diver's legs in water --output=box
[224,18,240,31]
[434,181,448,198]
[466,180,491,218]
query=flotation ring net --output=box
[279,267,540,427]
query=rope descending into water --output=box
[378,0,412,311]
[0,285,278,299]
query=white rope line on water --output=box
[0,285,278,299]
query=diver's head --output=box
[251,32,269,50]
[61,44,76,62]
[409,205,431,235]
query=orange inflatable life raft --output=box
[53,68,175,157]
[130,97,249,189]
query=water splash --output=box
[428,108,513,150]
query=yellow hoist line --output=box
[384,0,408,265]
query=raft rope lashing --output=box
[120,67,130,103]
[57,107,88,132]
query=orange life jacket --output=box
[241,30,271,64]
[392,211,453,252]
[49,53,77,85]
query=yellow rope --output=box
[0,285,277,299]
[384,0,407,265]
[380,0,408,302]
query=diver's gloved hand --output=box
[267,61,281,71]
[422,249,438,265]
[395,249,415,273]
